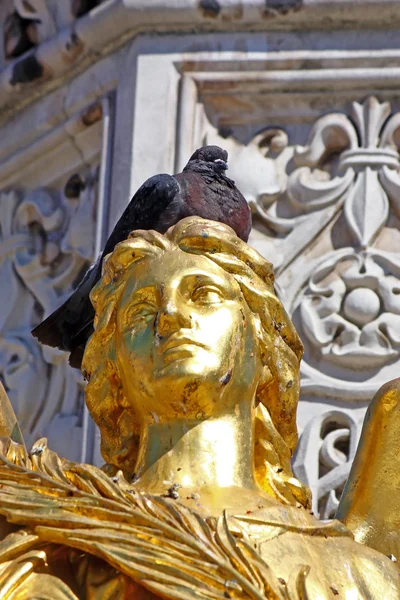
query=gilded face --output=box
[115,249,261,421]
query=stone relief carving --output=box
[205,96,400,513]
[282,99,400,400]
[13,0,57,43]
[299,249,400,367]
[292,96,400,247]
[293,410,362,519]
[208,97,399,377]
[0,171,97,459]
[4,0,101,61]
[208,97,400,241]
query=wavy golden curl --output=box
[82,217,311,509]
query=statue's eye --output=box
[125,302,157,326]
[191,286,224,305]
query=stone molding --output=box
[2,0,400,123]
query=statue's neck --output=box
[134,399,258,496]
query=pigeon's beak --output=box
[214,159,228,170]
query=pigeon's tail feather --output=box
[69,329,93,369]
[69,345,86,370]
[67,316,95,369]
[31,299,75,350]
[31,256,102,359]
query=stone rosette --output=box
[299,249,400,368]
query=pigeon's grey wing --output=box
[65,175,183,367]
[31,173,182,369]
[102,174,182,258]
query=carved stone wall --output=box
[277,97,400,515]
[0,96,104,461]
[0,180,93,456]
[2,1,105,65]
[1,0,400,514]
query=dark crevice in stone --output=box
[10,54,43,85]
[4,11,35,60]
[72,0,101,18]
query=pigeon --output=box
[31,145,252,369]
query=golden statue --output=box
[0,217,399,599]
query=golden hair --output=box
[82,217,311,509]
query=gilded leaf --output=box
[0,441,309,599]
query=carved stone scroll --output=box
[293,410,362,518]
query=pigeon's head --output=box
[186,145,228,173]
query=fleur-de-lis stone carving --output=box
[292,96,400,248]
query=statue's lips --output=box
[160,337,208,355]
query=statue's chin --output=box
[136,370,230,422]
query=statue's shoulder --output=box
[234,505,400,598]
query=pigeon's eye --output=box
[191,286,224,305]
